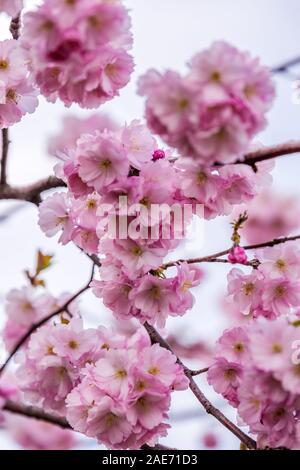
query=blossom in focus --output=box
[0,40,38,128]
[16,320,188,449]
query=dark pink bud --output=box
[228,246,248,264]
[152,149,165,161]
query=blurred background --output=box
[1,0,300,450]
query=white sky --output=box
[1,0,300,450]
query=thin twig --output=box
[9,15,21,40]
[144,322,256,450]
[0,264,95,377]
[272,56,300,74]
[162,234,300,269]
[190,367,209,376]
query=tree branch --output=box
[3,400,71,429]
[9,14,21,40]
[272,56,300,74]
[0,141,299,205]
[242,141,300,168]
[190,367,209,376]
[0,264,95,377]
[162,234,300,269]
[0,129,10,186]
[144,322,256,450]
[0,176,66,205]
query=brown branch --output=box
[272,56,300,74]
[162,234,300,269]
[142,444,176,451]
[242,141,300,168]
[0,263,95,377]
[9,14,21,40]
[0,176,66,205]
[0,129,10,186]
[3,400,71,429]
[190,367,209,376]
[144,322,256,450]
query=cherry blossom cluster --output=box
[138,41,275,165]
[39,118,273,326]
[176,157,273,219]
[21,0,134,108]
[2,285,78,351]
[0,39,38,128]
[208,317,300,449]
[0,0,22,17]
[15,319,188,449]
[225,242,300,320]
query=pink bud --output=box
[152,149,165,161]
[202,432,218,449]
[228,246,248,264]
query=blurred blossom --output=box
[232,189,300,244]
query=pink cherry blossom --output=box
[38,192,74,245]
[227,268,263,315]
[209,318,300,448]
[0,40,38,128]
[215,326,250,364]
[120,120,156,169]
[139,41,275,164]
[261,277,300,316]
[21,0,134,108]
[258,243,300,280]
[249,317,293,372]
[77,132,129,193]
[170,262,203,314]
[129,275,173,327]
[0,40,26,84]
[207,357,242,406]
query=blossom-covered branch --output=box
[144,323,257,450]
[162,234,300,269]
